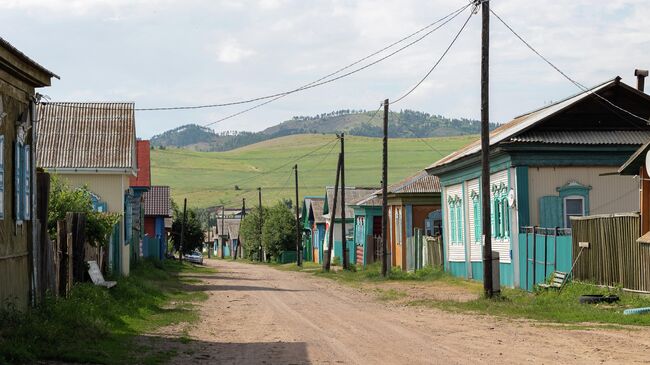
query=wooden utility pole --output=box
[324,153,342,272]
[480,0,494,298]
[381,99,389,277]
[339,133,348,270]
[221,205,226,259]
[180,198,187,263]
[235,198,245,260]
[294,164,302,266]
[258,187,263,262]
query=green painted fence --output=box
[518,227,573,291]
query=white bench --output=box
[538,271,568,290]
[87,260,117,289]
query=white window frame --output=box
[563,195,585,228]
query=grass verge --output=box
[0,259,213,365]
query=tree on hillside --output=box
[261,202,297,260]
[240,206,269,260]
[170,206,205,254]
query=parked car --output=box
[185,251,203,265]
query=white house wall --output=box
[490,169,511,264]
[445,183,464,262]
[466,178,482,262]
[528,166,639,226]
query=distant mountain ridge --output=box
[150,109,491,151]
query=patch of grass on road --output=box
[0,259,213,365]
[409,282,650,326]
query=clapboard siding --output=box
[490,169,511,263]
[466,178,482,262]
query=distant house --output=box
[323,186,378,265]
[427,77,650,288]
[0,38,57,309]
[349,192,382,267]
[37,102,137,276]
[300,196,324,263]
[383,171,441,271]
[142,185,171,259]
[305,197,326,264]
[214,217,243,258]
[129,140,151,258]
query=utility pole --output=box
[235,198,245,260]
[221,204,226,259]
[180,198,187,264]
[258,187,263,262]
[381,99,389,277]
[324,153,342,272]
[294,164,302,266]
[480,0,494,298]
[339,133,348,270]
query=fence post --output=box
[544,229,548,280]
[554,226,558,271]
[532,226,537,288]
[525,226,529,291]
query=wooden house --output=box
[323,186,377,265]
[383,171,441,271]
[129,140,151,259]
[37,102,137,276]
[0,38,57,309]
[142,185,171,260]
[427,77,650,288]
[308,198,326,264]
[300,196,324,263]
[349,192,382,267]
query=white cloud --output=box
[212,39,256,64]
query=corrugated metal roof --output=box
[428,78,619,170]
[349,192,382,207]
[325,187,378,219]
[387,170,441,194]
[619,139,650,175]
[143,186,171,217]
[510,130,650,145]
[36,102,136,170]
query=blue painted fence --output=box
[518,227,572,291]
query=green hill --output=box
[150,133,476,209]
[150,109,488,152]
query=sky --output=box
[0,0,648,138]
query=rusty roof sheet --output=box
[428,78,619,170]
[510,130,650,145]
[143,186,171,217]
[36,102,136,170]
[325,187,379,219]
[387,170,441,194]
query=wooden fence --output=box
[571,213,650,292]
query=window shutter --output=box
[14,142,21,220]
[449,202,456,244]
[502,197,509,237]
[456,201,463,242]
[23,145,30,221]
[490,197,495,238]
[539,196,562,228]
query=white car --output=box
[185,251,204,265]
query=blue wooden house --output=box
[301,196,324,263]
[349,192,382,266]
[426,77,650,289]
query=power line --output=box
[392,4,477,105]
[490,7,649,126]
[41,3,471,115]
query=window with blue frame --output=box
[470,190,481,243]
[14,141,30,222]
[491,182,509,240]
[448,195,463,245]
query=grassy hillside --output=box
[150,134,476,209]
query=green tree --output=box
[170,207,205,254]
[262,202,297,260]
[48,175,120,247]
[239,206,268,260]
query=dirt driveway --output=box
[166,259,650,364]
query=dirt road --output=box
[167,259,650,364]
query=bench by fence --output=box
[519,226,573,291]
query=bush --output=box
[262,202,297,260]
[240,206,269,259]
[170,206,205,254]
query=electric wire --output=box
[391,4,477,105]
[490,7,650,126]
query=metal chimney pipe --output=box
[635,69,648,92]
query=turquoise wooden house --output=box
[323,186,377,265]
[309,198,327,264]
[427,77,650,289]
[301,196,324,263]
[349,192,382,266]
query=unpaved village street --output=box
[164,259,650,364]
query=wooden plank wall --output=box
[572,213,650,292]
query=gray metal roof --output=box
[619,139,650,175]
[348,192,382,207]
[36,102,136,170]
[325,187,378,219]
[510,130,650,145]
[310,199,326,223]
[387,170,441,194]
[428,78,621,170]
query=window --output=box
[490,182,510,240]
[563,196,584,228]
[14,142,30,221]
[448,195,463,245]
[395,207,403,245]
[471,191,481,243]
